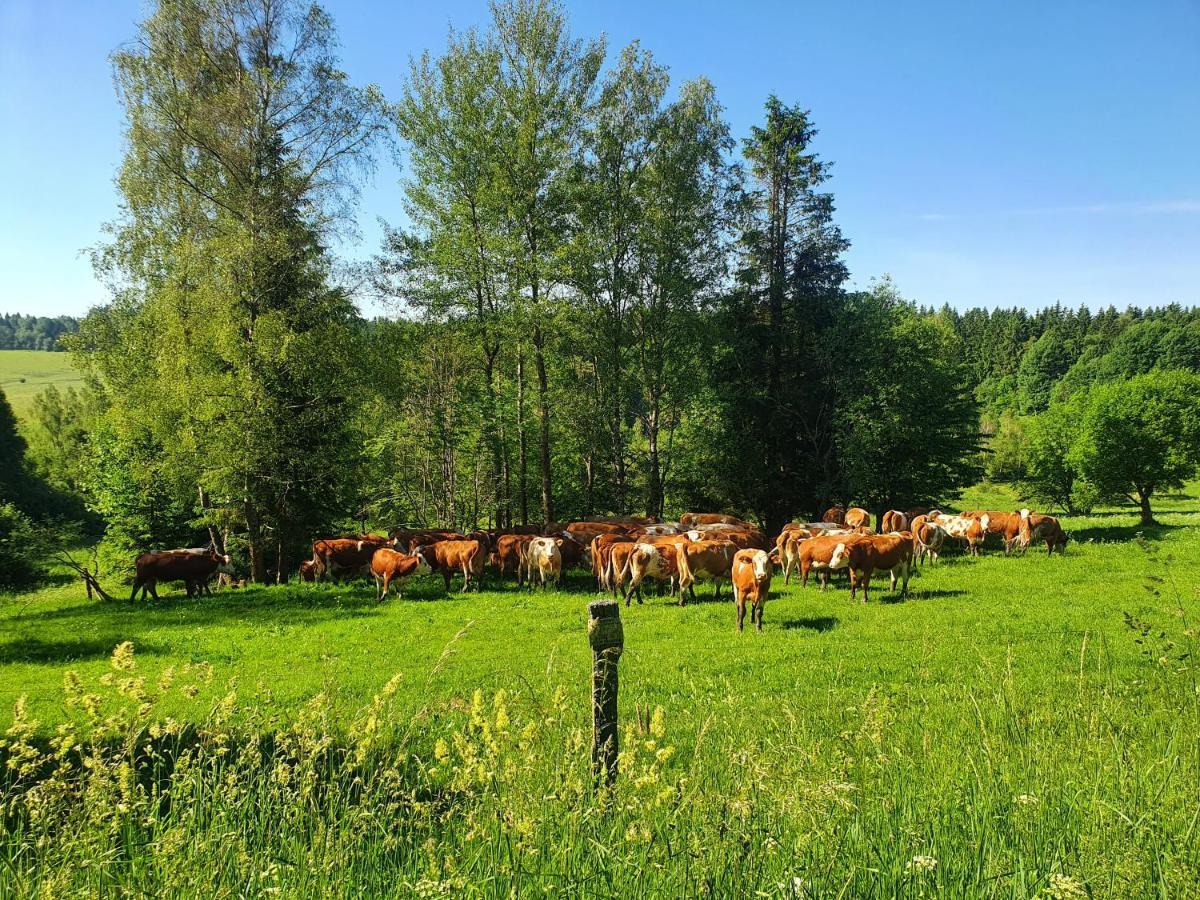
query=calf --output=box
[831,533,913,603]
[731,549,772,632]
[425,539,486,593]
[370,548,432,602]
[524,536,563,590]
[676,539,737,604]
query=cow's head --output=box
[979,514,990,535]
[750,550,770,581]
[829,542,850,570]
[413,549,433,577]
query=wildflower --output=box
[1045,874,1087,899]
[649,705,666,738]
[907,855,938,874]
[110,641,136,671]
[1015,794,1039,806]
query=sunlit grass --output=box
[2,488,1199,895]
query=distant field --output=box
[0,349,83,420]
[2,485,1199,894]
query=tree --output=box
[79,0,387,580]
[719,97,848,531]
[1071,371,1200,525]
[833,284,983,516]
[1020,394,1088,513]
[490,0,604,524]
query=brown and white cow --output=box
[909,515,947,565]
[844,507,871,530]
[731,549,772,632]
[589,533,637,592]
[491,534,535,585]
[880,510,908,533]
[930,513,988,556]
[623,543,679,605]
[424,539,486,593]
[797,533,868,590]
[1008,513,1068,556]
[831,533,913,603]
[370,548,432,602]
[524,536,563,589]
[963,509,1031,553]
[131,548,233,601]
[676,539,737,604]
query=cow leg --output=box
[130,578,142,602]
[735,593,745,632]
[378,573,390,603]
[755,598,764,632]
[899,563,911,598]
[460,564,470,594]
[860,572,871,604]
[890,570,897,591]
[442,571,452,593]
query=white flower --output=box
[1015,793,1039,806]
[1045,873,1087,899]
[906,855,938,874]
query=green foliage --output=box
[22,385,99,497]
[1072,370,1200,524]
[0,314,79,351]
[0,502,44,588]
[1020,395,1087,513]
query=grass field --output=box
[0,349,83,420]
[2,485,1199,896]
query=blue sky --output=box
[2,0,1197,317]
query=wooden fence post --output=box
[587,600,623,787]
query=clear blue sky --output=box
[2,0,1198,317]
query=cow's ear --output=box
[554,538,563,547]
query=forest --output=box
[2,0,1199,587]
[0,314,80,351]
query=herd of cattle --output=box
[129,505,1069,632]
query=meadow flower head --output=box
[1045,874,1087,899]
[1015,794,1039,806]
[110,641,136,671]
[907,855,937,874]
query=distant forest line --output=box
[0,314,80,351]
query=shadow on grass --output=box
[0,636,165,665]
[781,616,839,632]
[1065,522,1181,544]
[910,589,968,600]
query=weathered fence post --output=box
[587,600,623,787]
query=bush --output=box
[0,503,46,590]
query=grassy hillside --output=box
[0,349,83,420]
[2,491,1198,895]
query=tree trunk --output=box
[517,344,528,525]
[533,323,553,525]
[1138,488,1156,525]
[245,496,267,584]
[646,401,663,520]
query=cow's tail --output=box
[676,544,695,590]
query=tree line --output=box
[0,314,80,351]
[2,0,1197,587]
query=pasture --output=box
[2,486,1199,896]
[0,349,83,420]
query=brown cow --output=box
[731,549,772,632]
[589,533,637,592]
[566,521,641,546]
[491,534,535,585]
[389,529,460,552]
[554,533,586,575]
[679,512,753,529]
[310,536,395,581]
[821,506,847,525]
[425,539,486,593]
[905,506,931,521]
[298,559,318,582]
[719,529,771,552]
[676,539,737,604]
[880,510,908,533]
[1009,513,1068,556]
[831,533,913,603]
[131,548,233,601]
[623,543,679,605]
[844,507,871,530]
[370,548,433,602]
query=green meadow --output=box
[0,350,83,420]
[2,485,1199,896]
